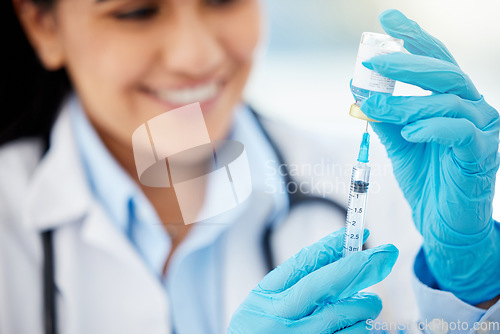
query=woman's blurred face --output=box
[48,0,262,146]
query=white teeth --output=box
[155,82,219,105]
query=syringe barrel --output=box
[343,162,371,257]
[352,162,370,186]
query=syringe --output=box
[343,124,371,257]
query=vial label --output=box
[352,44,397,94]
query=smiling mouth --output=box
[144,81,222,107]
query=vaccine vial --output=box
[350,32,404,121]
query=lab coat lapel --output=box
[23,106,171,333]
[52,201,171,334]
[22,109,91,232]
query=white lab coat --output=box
[0,106,422,334]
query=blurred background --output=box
[244,0,500,220]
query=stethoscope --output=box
[41,107,350,334]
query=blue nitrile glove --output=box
[359,9,500,305]
[228,229,398,334]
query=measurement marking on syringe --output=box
[343,131,371,258]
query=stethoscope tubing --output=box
[42,230,57,334]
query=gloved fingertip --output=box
[360,95,384,115]
[363,228,370,239]
[356,291,382,301]
[359,100,375,119]
[378,9,411,33]
[366,53,408,73]
[367,244,399,263]
[346,292,383,313]
[359,98,371,111]
[323,227,347,243]
[400,129,410,141]
[366,293,383,311]
[400,124,419,140]
[383,243,399,256]
[361,61,374,71]
[378,9,408,25]
[362,228,370,244]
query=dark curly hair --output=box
[1,0,71,148]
